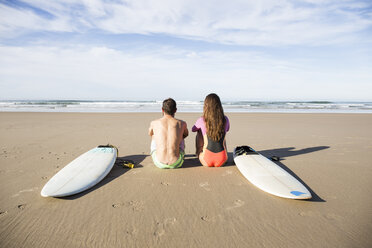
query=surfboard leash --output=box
[98,144,135,168]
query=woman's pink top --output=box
[192,116,230,135]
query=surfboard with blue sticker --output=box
[233,146,312,199]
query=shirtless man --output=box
[148,98,189,169]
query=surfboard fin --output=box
[234,146,258,156]
[270,156,281,161]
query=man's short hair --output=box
[162,98,177,115]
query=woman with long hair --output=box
[192,93,230,167]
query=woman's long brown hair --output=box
[203,93,226,141]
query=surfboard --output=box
[233,146,311,199]
[41,145,117,197]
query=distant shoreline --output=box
[0,100,372,113]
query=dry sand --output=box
[0,112,371,248]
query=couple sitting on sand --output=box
[148,93,230,169]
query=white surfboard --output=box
[41,146,117,197]
[233,146,311,199]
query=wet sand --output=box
[0,112,371,247]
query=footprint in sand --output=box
[17,204,26,210]
[222,170,233,176]
[0,211,8,216]
[200,215,214,222]
[299,211,338,220]
[112,203,122,208]
[160,182,171,186]
[200,214,222,223]
[125,200,144,212]
[12,187,39,198]
[154,218,177,237]
[112,200,144,212]
[124,227,138,236]
[226,199,245,210]
[325,213,343,221]
[199,182,211,191]
[299,211,315,217]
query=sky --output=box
[0,0,372,101]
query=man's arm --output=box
[148,121,154,136]
[182,121,189,139]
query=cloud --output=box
[1,0,371,46]
[0,3,74,38]
[1,44,371,100]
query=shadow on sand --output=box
[259,146,330,160]
[182,153,240,168]
[182,154,202,168]
[60,154,148,200]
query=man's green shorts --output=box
[151,150,185,169]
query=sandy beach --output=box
[0,112,371,248]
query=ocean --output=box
[0,100,372,113]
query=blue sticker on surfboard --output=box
[290,191,307,196]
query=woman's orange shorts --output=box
[203,149,227,167]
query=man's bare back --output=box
[149,114,188,165]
